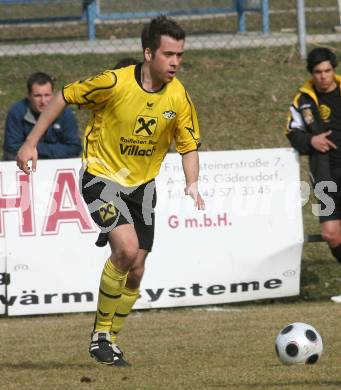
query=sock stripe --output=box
[98,309,110,317]
[99,288,122,299]
[114,312,129,318]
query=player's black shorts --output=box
[80,170,156,251]
[317,167,341,223]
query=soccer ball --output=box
[275,322,323,365]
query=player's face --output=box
[149,35,184,84]
[312,61,337,93]
[28,82,53,114]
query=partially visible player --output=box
[113,57,140,69]
[286,47,341,302]
[16,15,205,366]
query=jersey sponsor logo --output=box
[302,108,314,125]
[99,201,117,222]
[147,102,154,108]
[319,104,331,122]
[163,110,176,120]
[120,144,156,156]
[133,115,158,137]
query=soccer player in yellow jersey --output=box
[16,16,205,366]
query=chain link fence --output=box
[1,0,341,56]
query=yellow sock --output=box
[111,286,140,343]
[94,258,128,332]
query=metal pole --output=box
[261,0,270,34]
[85,0,97,41]
[296,0,307,59]
[236,0,246,33]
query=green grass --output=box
[1,303,341,389]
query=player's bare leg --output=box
[321,220,341,302]
[321,219,341,253]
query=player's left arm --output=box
[182,151,205,210]
[174,89,204,210]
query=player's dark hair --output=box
[306,47,337,73]
[141,15,185,55]
[27,72,54,94]
[114,57,140,69]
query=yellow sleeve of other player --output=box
[174,90,201,154]
[62,70,117,110]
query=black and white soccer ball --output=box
[275,322,323,365]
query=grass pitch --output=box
[1,302,341,389]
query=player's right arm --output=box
[16,91,68,174]
[286,98,336,154]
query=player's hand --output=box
[194,192,205,210]
[311,130,337,153]
[16,143,38,175]
[185,184,205,210]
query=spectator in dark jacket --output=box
[3,72,82,160]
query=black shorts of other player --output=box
[81,170,156,251]
[318,167,341,223]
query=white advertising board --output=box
[0,148,303,316]
[0,235,5,315]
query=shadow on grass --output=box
[0,361,95,370]
[207,380,341,388]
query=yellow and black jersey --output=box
[286,74,341,184]
[286,75,341,153]
[63,63,200,186]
